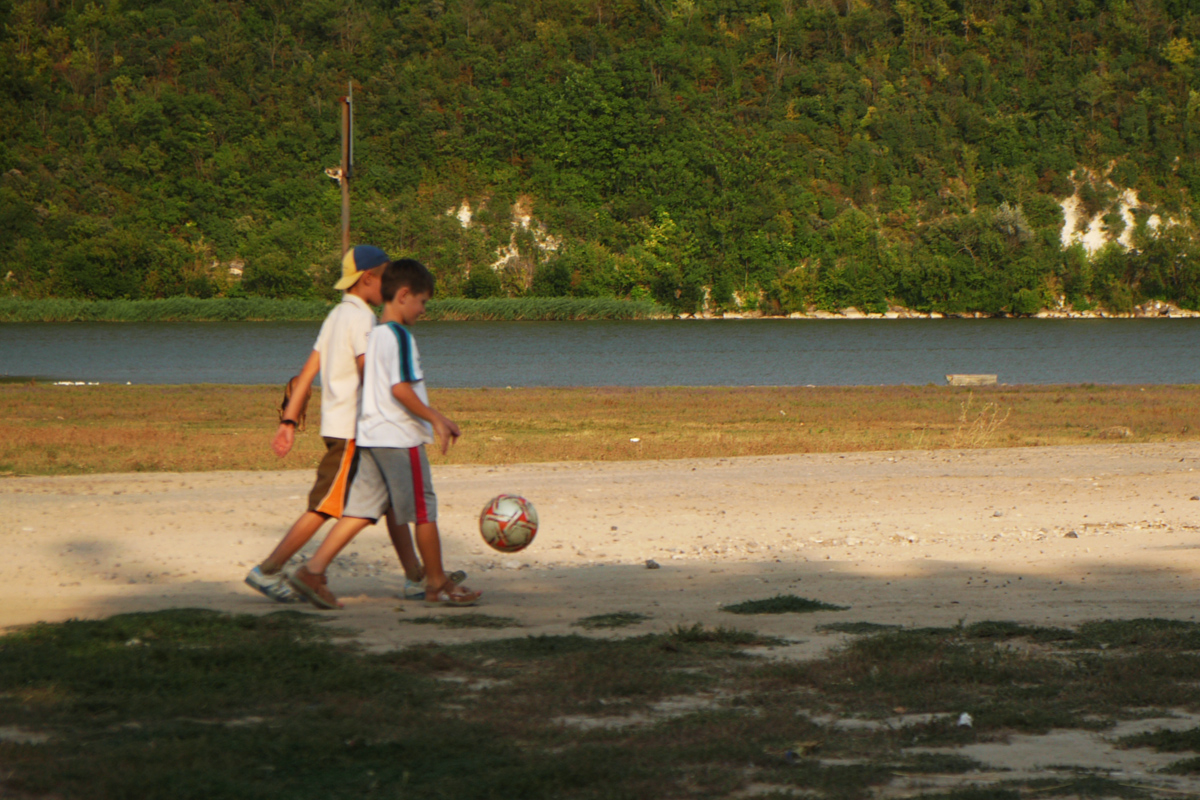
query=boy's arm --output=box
[272,350,321,458]
[391,382,461,455]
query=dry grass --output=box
[1,384,1198,476]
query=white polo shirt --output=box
[356,322,434,448]
[312,294,376,439]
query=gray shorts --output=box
[342,445,438,525]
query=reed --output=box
[0,297,666,323]
[0,297,334,322]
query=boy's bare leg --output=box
[414,522,478,601]
[413,522,447,591]
[259,511,328,574]
[384,511,424,582]
[286,515,374,610]
[412,521,476,596]
[303,516,375,575]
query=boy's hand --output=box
[272,423,295,457]
[431,412,461,455]
[274,350,319,458]
[391,382,461,454]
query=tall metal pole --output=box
[339,82,353,256]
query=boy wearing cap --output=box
[245,245,427,601]
[288,258,480,609]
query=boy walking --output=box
[289,258,481,609]
[245,245,426,601]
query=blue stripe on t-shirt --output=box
[386,322,418,383]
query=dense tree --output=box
[1,0,1198,312]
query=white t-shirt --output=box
[312,294,376,439]
[356,322,434,448]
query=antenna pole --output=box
[339,83,353,256]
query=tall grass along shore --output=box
[425,297,664,321]
[0,297,333,322]
[0,297,667,323]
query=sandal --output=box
[287,565,342,610]
[400,569,467,600]
[424,583,482,607]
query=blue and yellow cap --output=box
[334,245,391,290]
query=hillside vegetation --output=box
[2,0,1199,315]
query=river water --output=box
[2,319,1199,386]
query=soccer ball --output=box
[479,494,538,553]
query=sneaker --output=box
[245,566,300,603]
[287,565,341,610]
[400,569,468,601]
[402,578,426,600]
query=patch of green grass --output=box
[4,613,1200,799]
[917,790,1022,800]
[450,633,609,661]
[1023,775,1150,798]
[400,613,521,629]
[721,595,849,615]
[8,607,332,650]
[1119,726,1200,752]
[1072,618,1200,650]
[754,760,901,795]
[573,611,651,630]
[758,622,1200,736]
[960,621,1076,642]
[460,625,780,711]
[817,621,902,634]
[1163,756,1200,774]
[893,752,985,773]
[666,623,771,645]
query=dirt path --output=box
[6,442,1200,654]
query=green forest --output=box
[2,0,1200,315]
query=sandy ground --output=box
[7,442,1200,790]
[7,442,1200,646]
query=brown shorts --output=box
[308,437,358,517]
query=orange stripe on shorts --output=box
[314,438,357,518]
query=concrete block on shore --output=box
[946,374,998,386]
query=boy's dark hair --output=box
[381,258,435,302]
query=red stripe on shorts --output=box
[409,447,428,524]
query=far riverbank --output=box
[696,298,1200,321]
[3,297,1198,323]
